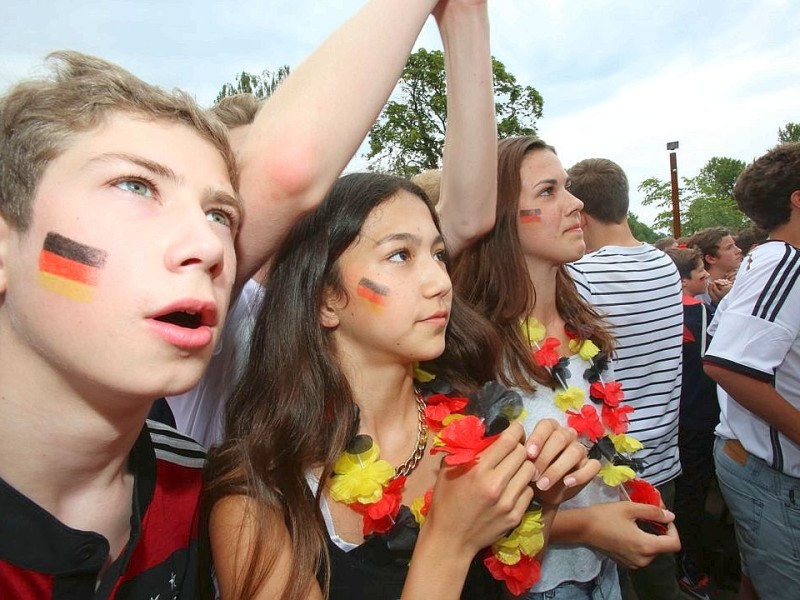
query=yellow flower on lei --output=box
[599,463,636,487]
[491,509,545,565]
[330,439,394,504]
[522,317,546,345]
[610,433,644,454]
[568,338,600,360]
[410,495,428,526]
[553,386,586,411]
[413,362,436,383]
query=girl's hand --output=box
[525,419,601,506]
[582,501,681,568]
[425,421,536,555]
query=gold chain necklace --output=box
[394,388,428,478]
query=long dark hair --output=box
[452,137,614,390]
[204,172,500,600]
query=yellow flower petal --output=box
[410,495,427,526]
[522,317,546,344]
[333,441,380,475]
[577,339,600,360]
[599,463,636,487]
[610,433,644,454]
[554,386,586,411]
[491,509,545,565]
[330,459,394,503]
[413,362,436,383]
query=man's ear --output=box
[0,215,10,294]
[319,286,342,329]
[790,190,800,210]
[705,253,718,267]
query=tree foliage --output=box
[627,212,663,243]
[366,49,544,177]
[214,66,291,103]
[638,157,748,236]
[778,121,800,143]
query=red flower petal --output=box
[352,476,405,535]
[602,404,633,434]
[624,479,662,507]
[590,380,624,407]
[566,404,605,442]
[484,552,542,596]
[430,415,498,465]
[533,337,561,368]
[425,394,469,431]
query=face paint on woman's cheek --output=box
[38,232,108,303]
[356,277,389,310]
[519,208,542,224]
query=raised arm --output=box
[233,0,440,288]
[433,0,497,257]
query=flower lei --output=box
[523,316,645,487]
[329,382,544,596]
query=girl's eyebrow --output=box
[373,232,444,246]
[532,177,558,188]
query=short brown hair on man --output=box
[686,226,731,268]
[410,169,442,206]
[665,246,703,280]
[567,158,629,224]
[734,142,800,232]
[211,93,263,129]
[0,50,237,230]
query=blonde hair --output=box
[0,50,237,230]
[211,93,263,129]
[410,169,442,205]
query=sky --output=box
[1,0,798,230]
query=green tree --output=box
[214,65,291,103]
[638,157,748,236]
[366,49,544,177]
[682,157,747,232]
[778,121,800,143]
[627,212,662,243]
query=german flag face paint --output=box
[356,277,389,309]
[38,232,108,303]
[519,208,542,224]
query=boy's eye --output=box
[207,208,235,229]
[434,248,448,263]
[115,179,153,197]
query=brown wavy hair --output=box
[452,137,614,391]
[203,172,500,600]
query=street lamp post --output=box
[666,141,680,239]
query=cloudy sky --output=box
[2,0,797,229]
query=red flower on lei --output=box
[351,475,406,535]
[566,404,605,442]
[624,478,662,506]
[602,403,633,434]
[484,552,542,596]
[431,415,499,465]
[533,337,561,367]
[589,380,624,407]
[424,393,469,431]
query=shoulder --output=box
[146,419,206,469]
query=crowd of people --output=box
[1,1,798,599]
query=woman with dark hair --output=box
[204,172,598,599]
[452,137,681,600]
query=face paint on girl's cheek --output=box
[519,208,542,224]
[38,232,108,303]
[356,277,389,309]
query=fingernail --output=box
[663,509,675,519]
[563,476,576,488]
[536,476,550,491]
[527,443,539,458]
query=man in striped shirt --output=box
[704,142,800,600]
[566,158,683,600]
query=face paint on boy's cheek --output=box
[356,277,389,309]
[519,208,542,224]
[38,232,108,303]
